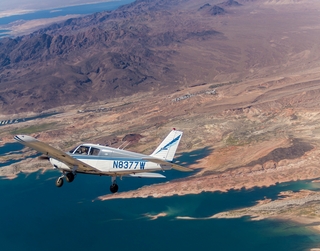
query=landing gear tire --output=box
[65,172,75,183]
[56,177,64,187]
[110,183,119,193]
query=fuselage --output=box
[50,143,163,175]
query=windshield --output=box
[69,146,78,154]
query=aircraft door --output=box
[73,145,97,168]
[96,149,113,172]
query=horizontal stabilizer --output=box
[128,172,166,178]
[143,156,193,172]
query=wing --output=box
[128,172,166,178]
[14,135,100,173]
[142,156,193,172]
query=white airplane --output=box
[14,129,192,193]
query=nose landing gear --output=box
[55,177,64,187]
[55,172,75,187]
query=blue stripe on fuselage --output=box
[72,155,145,162]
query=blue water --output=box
[0,0,135,25]
[0,142,24,156]
[1,142,320,250]
[0,170,320,250]
[0,29,10,37]
[0,142,26,167]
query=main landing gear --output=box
[110,176,119,193]
[54,173,119,194]
[55,172,75,188]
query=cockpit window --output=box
[75,146,90,155]
[70,145,100,155]
[89,147,100,156]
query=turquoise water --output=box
[0,0,135,25]
[1,143,320,250]
[0,142,24,155]
[0,142,27,167]
[0,170,320,251]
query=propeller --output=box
[38,155,50,161]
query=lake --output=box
[0,0,135,37]
[1,140,320,251]
[0,0,135,25]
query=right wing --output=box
[128,172,166,178]
[14,135,100,173]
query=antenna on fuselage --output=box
[122,141,131,150]
[117,141,131,150]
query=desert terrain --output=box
[2,0,320,231]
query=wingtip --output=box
[14,135,22,142]
[14,135,37,143]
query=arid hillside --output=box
[1,0,320,114]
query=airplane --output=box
[14,129,192,193]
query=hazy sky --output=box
[1,0,116,17]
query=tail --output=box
[150,129,183,161]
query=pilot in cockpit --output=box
[76,146,89,155]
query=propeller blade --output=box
[38,155,50,161]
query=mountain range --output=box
[0,0,248,114]
[0,0,316,114]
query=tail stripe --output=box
[154,134,181,155]
[151,130,183,162]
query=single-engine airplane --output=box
[14,129,192,193]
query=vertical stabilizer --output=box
[150,129,183,161]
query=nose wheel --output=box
[55,172,75,188]
[55,177,64,187]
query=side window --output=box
[89,147,100,156]
[75,146,90,155]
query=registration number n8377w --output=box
[113,161,145,170]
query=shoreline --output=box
[210,189,320,237]
[0,0,133,19]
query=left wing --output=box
[142,156,193,172]
[14,135,101,173]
